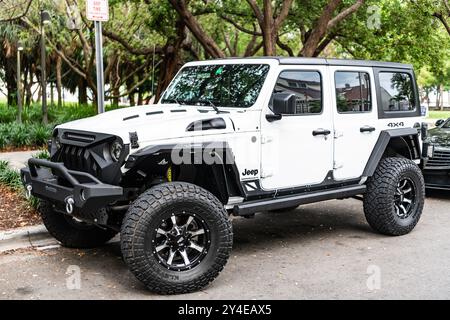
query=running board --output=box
[233,184,366,216]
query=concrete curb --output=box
[0,224,59,253]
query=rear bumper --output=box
[21,158,123,213]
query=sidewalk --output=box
[0,150,39,170]
[0,224,56,253]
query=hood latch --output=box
[129,132,140,149]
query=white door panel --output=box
[260,66,334,190]
[330,66,379,180]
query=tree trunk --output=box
[127,78,136,106]
[50,82,54,107]
[78,79,88,105]
[109,57,120,106]
[128,93,136,106]
[6,56,17,107]
[155,20,187,101]
[261,26,277,56]
[23,65,32,107]
[439,85,444,111]
[112,87,120,106]
[137,85,144,106]
[56,55,62,108]
[262,0,277,56]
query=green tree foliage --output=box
[0,0,448,118]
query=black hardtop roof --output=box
[210,57,413,69]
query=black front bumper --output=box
[423,169,450,190]
[21,158,123,213]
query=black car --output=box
[424,118,450,189]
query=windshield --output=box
[161,64,270,108]
[442,119,450,129]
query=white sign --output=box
[86,0,109,22]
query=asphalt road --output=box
[1,190,450,300]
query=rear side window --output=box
[335,71,371,113]
[379,72,416,112]
[273,71,322,115]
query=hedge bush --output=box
[0,123,52,149]
[0,103,126,150]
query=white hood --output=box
[56,104,238,144]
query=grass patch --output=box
[0,161,22,190]
[0,161,41,229]
[427,110,450,120]
[33,150,50,160]
[0,160,40,209]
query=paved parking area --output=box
[1,190,450,300]
[0,151,39,170]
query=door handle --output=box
[360,126,376,133]
[312,128,331,136]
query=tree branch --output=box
[221,14,262,35]
[20,16,88,81]
[275,0,294,28]
[245,0,264,25]
[300,0,343,56]
[105,70,153,100]
[102,29,164,55]
[246,41,264,56]
[277,37,295,56]
[327,0,365,31]
[168,0,225,58]
[434,12,450,35]
[443,0,450,15]
[313,33,338,56]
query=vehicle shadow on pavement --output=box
[60,199,382,296]
[232,201,379,249]
[425,189,450,200]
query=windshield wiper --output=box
[197,99,222,114]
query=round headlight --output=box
[110,141,123,162]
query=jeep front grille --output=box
[57,144,101,177]
[425,149,450,169]
[51,130,127,185]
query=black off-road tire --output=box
[39,200,118,248]
[363,157,425,236]
[121,182,233,295]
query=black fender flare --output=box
[122,142,245,203]
[362,128,421,177]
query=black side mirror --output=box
[266,93,296,122]
[435,119,445,127]
[272,92,297,115]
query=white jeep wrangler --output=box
[21,58,429,294]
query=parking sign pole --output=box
[87,0,108,114]
[95,21,105,114]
